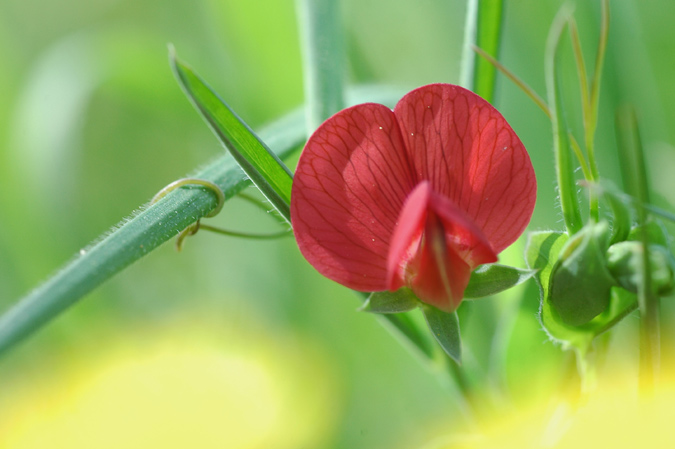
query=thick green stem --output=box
[460,0,504,103]
[295,0,345,132]
[0,86,403,357]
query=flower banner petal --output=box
[394,83,536,253]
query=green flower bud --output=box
[607,241,675,296]
[549,221,618,326]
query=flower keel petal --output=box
[387,182,497,311]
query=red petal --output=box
[394,84,536,253]
[291,103,416,291]
[386,182,497,311]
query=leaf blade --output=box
[360,288,420,314]
[464,264,536,299]
[171,49,294,222]
[422,306,462,364]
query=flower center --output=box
[386,181,497,311]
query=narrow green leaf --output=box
[422,306,462,364]
[546,7,583,235]
[296,0,344,131]
[589,0,610,142]
[360,288,419,314]
[463,264,536,299]
[170,49,294,222]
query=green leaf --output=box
[360,288,419,314]
[170,48,294,223]
[463,264,536,299]
[421,306,462,364]
[546,7,583,235]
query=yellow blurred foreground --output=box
[0,319,339,449]
[433,377,675,449]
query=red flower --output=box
[291,84,536,312]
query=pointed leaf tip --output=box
[464,264,537,299]
[170,51,293,223]
[422,305,462,364]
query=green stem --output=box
[461,0,504,103]
[473,45,551,117]
[459,0,479,90]
[0,86,403,357]
[546,6,583,235]
[616,105,660,393]
[295,0,345,131]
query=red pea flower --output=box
[291,84,536,312]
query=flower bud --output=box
[607,241,675,296]
[549,221,617,326]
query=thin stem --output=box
[473,45,551,118]
[568,133,592,181]
[198,223,291,240]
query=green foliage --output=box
[171,50,294,222]
[526,230,638,354]
[549,222,616,326]
[360,289,420,314]
[473,0,503,103]
[608,242,675,296]
[421,306,462,364]
[296,0,345,131]
[464,264,536,299]
[461,0,504,102]
[546,8,583,235]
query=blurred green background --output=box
[0,0,674,447]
